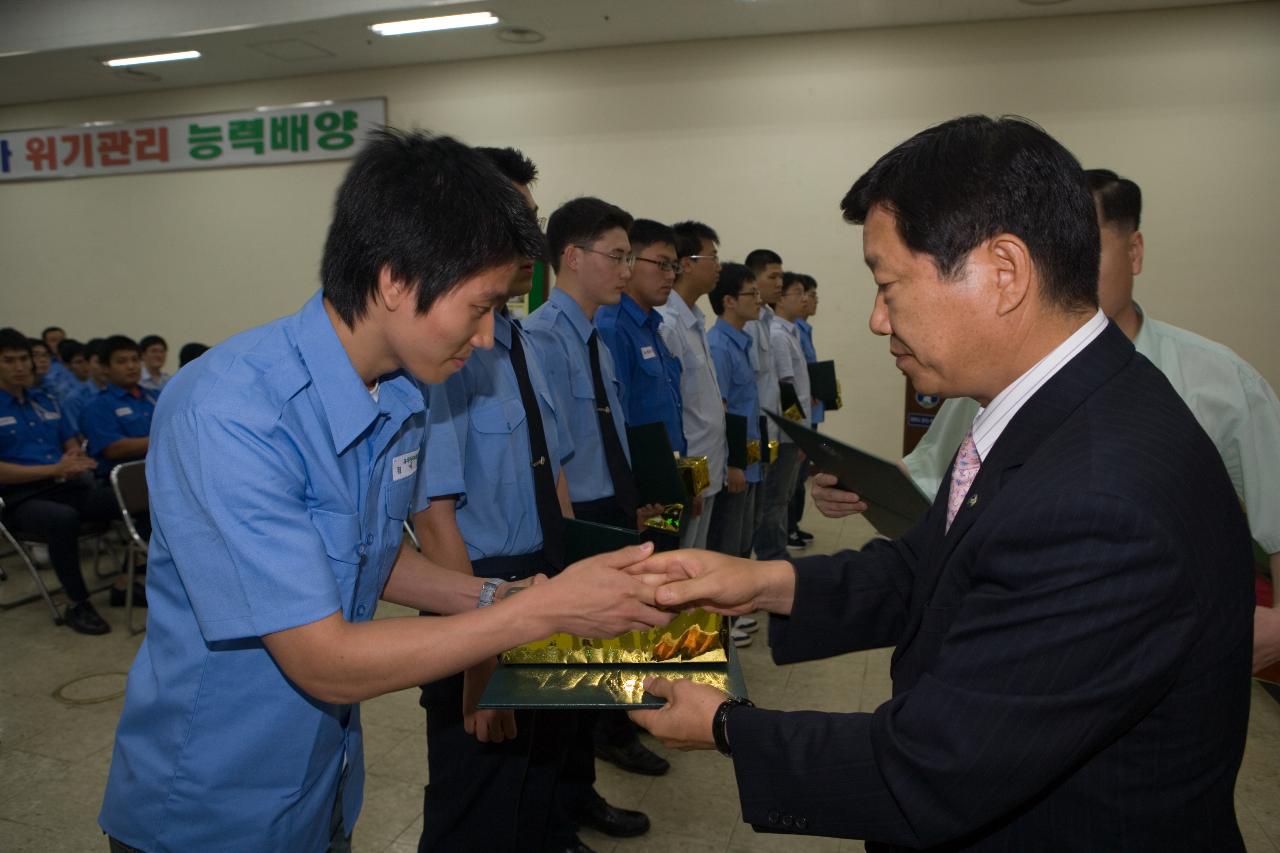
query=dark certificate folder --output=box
[625,421,685,507]
[765,410,930,539]
[564,517,640,566]
[807,360,840,409]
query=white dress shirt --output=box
[658,294,726,498]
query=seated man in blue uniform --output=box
[0,327,124,635]
[630,116,1254,850]
[98,130,674,853]
[596,218,687,457]
[79,335,158,477]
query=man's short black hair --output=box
[0,328,32,355]
[103,335,140,364]
[84,338,105,363]
[629,219,677,254]
[41,326,64,341]
[179,343,209,367]
[671,221,720,260]
[841,114,1098,311]
[58,339,85,363]
[476,146,538,186]
[710,263,755,316]
[745,249,782,274]
[546,197,633,274]
[800,274,818,291]
[1085,169,1142,232]
[321,128,547,327]
[782,271,803,289]
[28,338,46,351]
[139,334,167,351]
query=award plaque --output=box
[478,609,750,709]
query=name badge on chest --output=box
[115,407,133,417]
[640,346,657,360]
[392,449,419,482]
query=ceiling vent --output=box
[249,39,335,61]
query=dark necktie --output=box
[508,323,566,572]
[588,330,640,518]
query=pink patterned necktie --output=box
[945,429,981,533]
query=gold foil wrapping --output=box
[746,439,761,465]
[783,403,805,422]
[677,455,710,497]
[643,504,683,535]
[502,609,727,664]
[496,666,734,705]
[768,439,780,464]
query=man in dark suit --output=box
[628,115,1254,851]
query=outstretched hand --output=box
[537,542,674,637]
[626,549,795,617]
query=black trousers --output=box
[418,552,575,852]
[2,477,123,603]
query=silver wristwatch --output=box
[477,578,503,609]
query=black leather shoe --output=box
[577,795,650,838]
[795,527,814,541]
[594,737,670,776]
[109,582,147,608]
[64,601,111,635]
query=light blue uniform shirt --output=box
[523,287,630,504]
[100,292,426,852]
[415,311,573,561]
[796,317,825,424]
[597,293,687,455]
[707,319,762,485]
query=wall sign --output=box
[0,97,386,182]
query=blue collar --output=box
[494,308,513,350]
[106,383,144,401]
[796,318,812,335]
[292,291,423,454]
[620,293,660,331]
[549,287,595,344]
[714,318,753,351]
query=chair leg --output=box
[0,527,63,624]
[126,543,145,636]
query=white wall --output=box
[2,2,1277,460]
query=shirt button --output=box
[795,816,809,830]
[767,811,780,825]
[365,533,373,546]
[355,604,367,618]
[357,544,367,557]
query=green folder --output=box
[725,413,749,469]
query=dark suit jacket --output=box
[729,322,1254,851]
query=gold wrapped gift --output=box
[676,455,710,497]
[502,609,728,665]
[768,439,780,464]
[643,503,683,535]
[746,439,762,465]
[783,403,805,422]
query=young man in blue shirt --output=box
[79,335,158,477]
[0,327,122,635]
[596,219,687,456]
[789,273,821,547]
[98,131,672,853]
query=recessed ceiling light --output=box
[369,12,499,37]
[497,27,546,45]
[102,50,201,68]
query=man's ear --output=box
[376,264,412,312]
[987,234,1033,317]
[1129,230,1145,278]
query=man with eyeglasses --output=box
[596,219,687,458]
[657,221,726,552]
[522,196,665,838]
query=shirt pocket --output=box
[309,507,361,612]
[384,474,415,522]
[570,369,596,403]
[731,355,754,394]
[468,396,527,487]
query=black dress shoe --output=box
[795,527,814,541]
[577,794,650,838]
[64,601,111,635]
[594,737,670,776]
[110,582,147,608]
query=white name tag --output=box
[115,407,133,417]
[640,346,657,360]
[0,416,15,427]
[42,411,61,420]
[392,449,419,482]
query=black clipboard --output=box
[765,410,930,539]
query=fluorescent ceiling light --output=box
[103,50,201,67]
[369,12,499,36]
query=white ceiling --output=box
[0,0,1254,108]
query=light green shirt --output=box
[903,309,1280,552]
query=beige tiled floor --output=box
[1,508,1278,852]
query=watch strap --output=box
[477,578,503,608]
[712,696,754,756]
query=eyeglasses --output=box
[734,288,760,299]
[687,253,719,263]
[634,256,682,275]
[575,245,636,269]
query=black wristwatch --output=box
[712,696,754,757]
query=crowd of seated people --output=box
[0,326,207,634]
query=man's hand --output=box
[636,502,667,531]
[629,677,728,750]
[1253,605,1280,674]
[53,451,96,479]
[811,472,869,518]
[726,466,747,494]
[462,656,517,743]
[628,548,795,617]
[531,542,673,637]
[691,494,704,519]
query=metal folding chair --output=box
[0,494,116,624]
[403,519,421,552]
[109,460,149,635]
